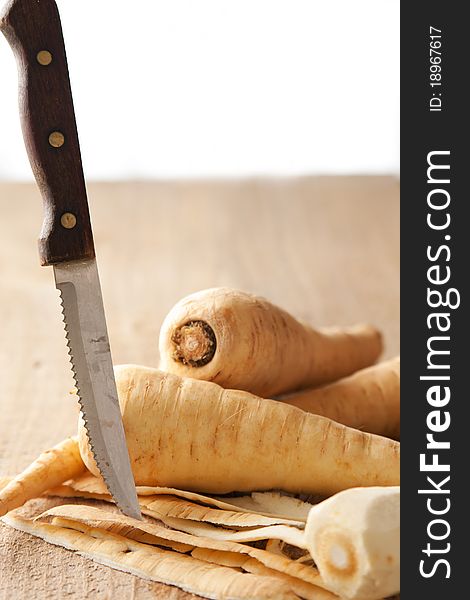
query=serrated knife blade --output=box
[0,0,141,519]
[54,259,141,520]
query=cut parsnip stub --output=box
[304,486,400,600]
[5,513,297,600]
[36,504,326,590]
[0,437,85,517]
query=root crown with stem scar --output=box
[171,320,217,368]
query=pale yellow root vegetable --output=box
[302,486,399,600]
[37,504,327,591]
[159,287,383,397]
[283,357,401,439]
[160,487,400,600]
[0,437,85,517]
[1,475,110,504]
[78,365,400,495]
[4,513,296,600]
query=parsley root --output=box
[282,357,400,439]
[159,288,383,397]
[78,365,400,496]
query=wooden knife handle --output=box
[0,0,95,265]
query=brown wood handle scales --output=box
[0,0,95,265]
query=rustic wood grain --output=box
[0,176,399,599]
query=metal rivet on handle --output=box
[61,212,77,229]
[37,50,52,66]
[49,131,65,148]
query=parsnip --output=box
[1,462,310,525]
[79,365,400,496]
[283,357,400,439]
[159,288,382,397]
[0,437,85,517]
[302,486,399,600]
[159,487,400,600]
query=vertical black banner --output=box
[401,2,467,597]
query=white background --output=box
[0,0,399,180]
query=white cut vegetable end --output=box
[305,486,400,600]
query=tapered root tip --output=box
[171,320,217,367]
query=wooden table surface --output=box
[0,176,399,599]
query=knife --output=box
[0,0,141,520]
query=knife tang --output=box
[0,0,95,266]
